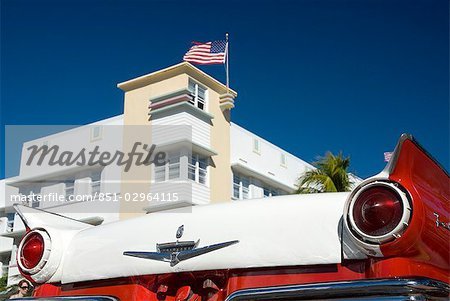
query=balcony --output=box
[150,88,214,153]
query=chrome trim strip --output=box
[384,133,412,176]
[225,278,450,301]
[384,134,449,177]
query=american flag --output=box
[183,40,227,65]
[384,152,393,162]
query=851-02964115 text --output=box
[10,192,179,204]
[96,192,179,202]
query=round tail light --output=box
[347,182,411,244]
[18,229,51,275]
[21,232,45,269]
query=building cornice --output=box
[117,62,238,97]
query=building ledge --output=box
[6,165,100,187]
[150,101,214,121]
[219,92,235,111]
[0,229,25,239]
[156,138,218,157]
[149,88,191,104]
[231,162,295,193]
[0,247,13,256]
[143,200,193,213]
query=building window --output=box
[253,138,260,154]
[280,153,287,167]
[155,152,181,182]
[168,154,181,180]
[154,152,207,184]
[233,176,240,199]
[65,182,74,200]
[155,164,166,182]
[188,153,208,185]
[263,187,277,198]
[90,126,102,141]
[6,213,15,232]
[188,80,207,111]
[31,192,40,207]
[263,186,286,198]
[233,173,250,200]
[91,170,102,195]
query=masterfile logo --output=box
[25,142,167,172]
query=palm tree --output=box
[296,152,352,193]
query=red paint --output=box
[377,139,450,283]
[32,260,446,299]
[367,257,448,282]
[34,264,366,299]
[175,286,192,301]
[226,263,367,294]
[21,232,45,269]
[35,283,155,299]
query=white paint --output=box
[51,193,349,284]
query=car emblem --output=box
[434,213,450,231]
[124,225,239,266]
[176,225,184,239]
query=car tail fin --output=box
[14,204,94,231]
[385,134,449,197]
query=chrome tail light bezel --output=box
[17,227,65,283]
[345,181,412,245]
[17,229,52,275]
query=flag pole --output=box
[225,32,229,93]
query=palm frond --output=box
[296,151,353,194]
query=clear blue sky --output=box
[1,0,448,179]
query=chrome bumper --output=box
[225,277,450,301]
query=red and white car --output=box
[13,134,450,300]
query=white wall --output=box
[18,115,124,179]
[0,180,4,209]
[231,123,314,191]
[0,221,13,254]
